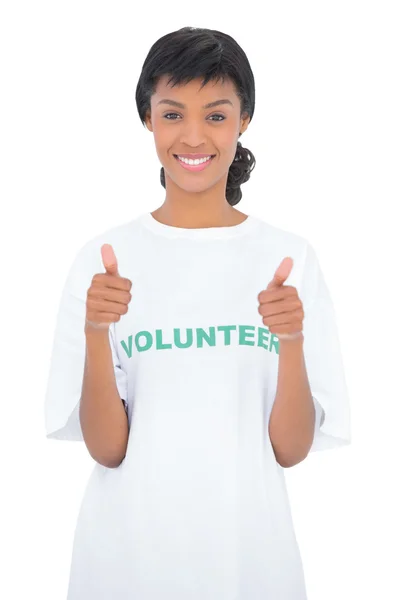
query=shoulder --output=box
[65,216,144,288]
[84,215,144,253]
[77,215,145,257]
[248,215,322,301]
[249,214,311,260]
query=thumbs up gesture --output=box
[85,244,133,332]
[257,257,304,341]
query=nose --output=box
[179,120,208,148]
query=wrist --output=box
[84,321,110,337]
[277,331,304,342]
[278,331,304,349]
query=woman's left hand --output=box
[257,257,304,341]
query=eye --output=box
[163,113,226,122]
[209,114,225,122]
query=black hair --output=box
[135,26,256,206]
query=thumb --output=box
[101,243,119,276]
[266,256,293,290]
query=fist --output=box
[257,257,304,340]
[85,244,133,331]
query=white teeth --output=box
[177,155,212,165]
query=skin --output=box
[144,74,251,228]
[259,258,315,467]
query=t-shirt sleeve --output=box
[44,241,128,441]
[300,242,352,452]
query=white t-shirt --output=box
[44,211,351,600]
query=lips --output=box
[173,154,215,172]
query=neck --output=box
[154,176,247,228]
[151,203,247,229]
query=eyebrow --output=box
[156,99,234,109]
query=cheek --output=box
[218,131,240,160]
[151,119,173,148]
[153,134,175,164]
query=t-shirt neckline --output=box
[139,211,257,239]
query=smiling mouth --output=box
[173,155,216,171]
[173,154,216,161]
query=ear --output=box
[240,112,250,135]
[144,110,153,132]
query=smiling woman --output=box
[44,24,351,600]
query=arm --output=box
[268,333,315,468]
[79,326,129,468]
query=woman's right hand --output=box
[85,244,132,332]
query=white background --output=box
[1,1,399,599]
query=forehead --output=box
[152,75,237,105]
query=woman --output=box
[44,26,351,600]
